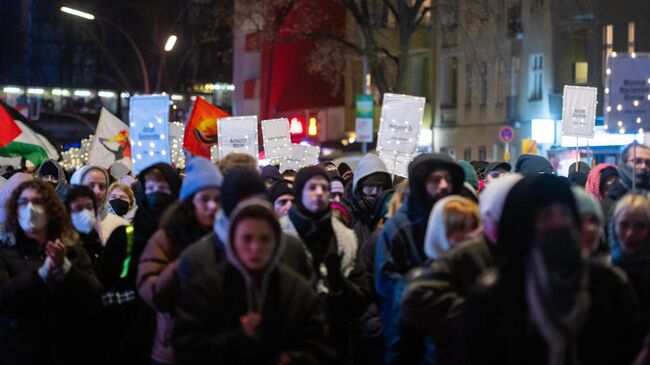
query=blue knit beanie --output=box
[180,156,224,201]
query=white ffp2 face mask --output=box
[18,202,47,233]
[71,209,97,234]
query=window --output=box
[602,24,613,80]
[529,54,543,101]
[479,146,487,161]
[496,59,506,104]
[511,56,520,97]
[628,22,635,53]
[442,57,458,107]
[465,64,473,106]
[479,62,488,105]
[464,146,472,161]
[574,62,588,84]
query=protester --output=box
[423,196,481,260]
[330,176,345,202]
[602,143,650,218]
[572,186,606,259]
[36,159,66,192]
[609,194,650,330]
[400,174,521,365]
[568,161,591,187]
[177,168,312,287]
[338,162,354,186]
[484,161,511,183]
[514,154,554,176]
[173,199,332,364]
[71,165,129,245]
[261,165,283,188]
[460,175,642,365]
[0,180,102,364]
[108,181,137,221]
[457,161,479,192]
[137,157,223,365]
[347,154,392,244]
[269,179,294,217]
[0,172,32,226]
[219,152,258,173]
[280,165,369,363]
[585,163,618,202]
[375,153,464,365]
[282,169,297,182]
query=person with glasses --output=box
[602,143,650,222]
[0,180,102,365]
[137,157,223,365]
[375,153,465,365]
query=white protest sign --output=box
[262,118,292,162]
[561,85,598,138]
[377,93,426,155]
[217,115,259,162]
[378,151,410,178]
[280,144,320,172]
[129,95,171,174]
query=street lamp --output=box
[164,35,177,52]
[60,6,151,93]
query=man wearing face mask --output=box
[346,154,392,244]
[36,159,67,193]
[375,153,465,365]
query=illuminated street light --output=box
[164,35,177,52]
[60,6,95,20]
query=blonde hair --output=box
[387,179,409,219]
[613,194,650,224]
[108,182,135,205]
[219,152,258,174]
[443,197,480,238]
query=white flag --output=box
[88,108,132,170]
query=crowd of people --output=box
[1,142,650,364]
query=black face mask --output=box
[146,192,175,211]
[109,199,130,216]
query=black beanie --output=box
[293,166,330,203]
[338,162,352,176]
[261,165,283,182]
[269,180,293,202]
[39,160,59,177]
[221,168,268,217]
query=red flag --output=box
[183,97,230,158]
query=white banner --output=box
[262,118,292,162]
[377,93,425,155]
[89,107,132,171]
[280,144,320,172]
[379,151,411,178]
[129,95,171,174]
[217,116,259,161]
[561,85,598,138]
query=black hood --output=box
[221,168,269,217]
[568,162,591,187]
[261,165,283,182]
[407,153,465,204]
[498,174,579,276]
[136,162,182,204]
[514,154,554,176]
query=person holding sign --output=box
[375,153,464,365]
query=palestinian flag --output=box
[0,100,60,166]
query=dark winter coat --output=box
[460,261,642,365]
[0,231,103,365]
[401,235,496,365]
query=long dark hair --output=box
[160,198,211,248]
[5,180,79,246]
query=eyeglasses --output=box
[17,198,45,207]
